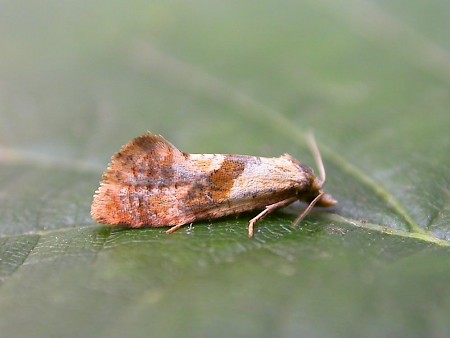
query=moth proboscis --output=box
[91,132,337,237]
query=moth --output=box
[91,132,337,237]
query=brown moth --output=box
[91,132,337,237]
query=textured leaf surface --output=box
[0,1,449,337]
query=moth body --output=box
[91,132,336,237]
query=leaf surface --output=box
[1,1,449,337]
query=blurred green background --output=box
[0,1,449,337]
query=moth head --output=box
[316,192,337,207]
[292,133,337,227]
[311,177,337,208]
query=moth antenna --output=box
[306,132,326,185]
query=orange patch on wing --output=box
[210,156,246,202]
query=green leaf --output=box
[1,1,449,337]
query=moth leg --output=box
[248,197,297,238]
[166,223,185,234]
